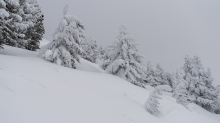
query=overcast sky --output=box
[37,0,220,86]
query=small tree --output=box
[172,68,190,108]
[39,5,85,69]
[145,85,172,116]
[144,62,163,87]
[105,26,146,87]
[98,45,105,60]
[81,37,99,63]
[100,44,114,70]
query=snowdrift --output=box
[0,39,219,123]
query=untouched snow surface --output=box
[0,40,219,123]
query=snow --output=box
[0,0,6,8]
[0,39,219,123]
[0,9,9,18]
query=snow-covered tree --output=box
[144,62,164,87]
[0,1,9,48]
[145,85,172,116]
[0,0,28,48]
[81,37,99,63]
[214,85,220,114]
[98,45,105,60]
[172,68,190,108]
[20,0,45,51]
[38,5,84,69]
[104,26,146,87]
[183,55,219,112]
[100,44,114,70]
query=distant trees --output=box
[144,62,172,87]
[39,5,84,68]
[144,62,163,87]
[145,85,172,116]
[81,37,99,63]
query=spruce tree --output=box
[183,55,219,112]
[0,1,9,48]
[144,62,163,87]
[100,44,114,70]
[81,37,99,63]
[172,68,190,108]
[98,45,105,60]
[20,0,44,51]
[39,5,84,69]
[0,0,28,48]
[105,25,146,87]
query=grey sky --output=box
[37,0,220,85]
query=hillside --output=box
[0,40,219,123]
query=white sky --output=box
[37,0,220,86]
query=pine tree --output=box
[144,62,163,87]
[98,45,105,60]
[183,55,219,112]
[0,0,9,48]
[39,5,84,69]
[21,0,45,51]
[81,37,99,63]
[105,25,146,87]
[156,63,172,86]
[145,85,172,116]
[0,0,28,48]
[172,68,190,108]
[100,44,114,70]
[214,85,220,114]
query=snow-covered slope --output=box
[0,40,219,123]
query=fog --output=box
[37,0,220,85]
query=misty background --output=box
[37,0,220,85]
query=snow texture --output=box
[0,40,219,123]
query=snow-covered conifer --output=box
[39,5,85,69]
[172,68,190,108]
[144,62,163,87]
[104,26,146,87]
[0,0,28,48]
[98,45,105,60]
[100,44,114,70]
[81,37,99,63]
[214,85,220,114]
[20,0,45,51]
[156,63,172,86]
[183,55,219,112]
[0,1,9,48]
[145,85,172,116]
